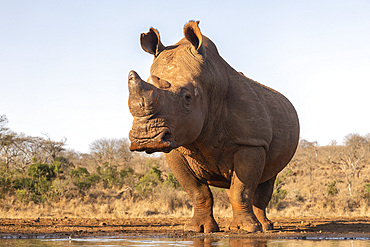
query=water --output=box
[1,237,370,247]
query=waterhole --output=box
[1,237,370,246]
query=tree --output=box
[299,139,319,162]
[0,114,9,135]
[333,133,369,195]
[89,138,132,167]
[0,131,18,167]
[0,115,13,166]
[40,133,66,162]
[0,117,67,169]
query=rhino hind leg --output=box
[227,147,266,232]
[253,176,276,231]
[165,150,219,233]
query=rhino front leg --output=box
[165,150,219,233]
[227,146,266,232]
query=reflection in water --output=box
[0,237,369,246]
[192,238,268,247]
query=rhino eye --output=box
[185,95,192,102]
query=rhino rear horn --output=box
[128,70,159,96]
[140,28,165,57]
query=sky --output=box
[1,0,369,153]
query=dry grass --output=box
[1,185,234,219]
[0,186,193,219]
[1,137,369,220]
[266,142,370,217]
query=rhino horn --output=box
[128,70,144,94]
[128,70,161,116]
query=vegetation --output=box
[1,114,370,218]
[268,133,370,217]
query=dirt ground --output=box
[0,216,369,239]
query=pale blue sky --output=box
[1,0,369,152]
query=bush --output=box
[9,161,72,203]
[119,167,136,188]
[163,172,180,189]
[363,183,370,199]
[135,166,163,197]
[70,167,100,192]
[0,163,11,198]
[268,174,288,210]
[16,189,27,202]
[270,188,287,210]
[12,176,32,190]
[120,167,134,178]
[33,176,52,195]
[28,163,56,181]
[50,161,62,175]
[97,163,120,188]
[327,180,339,196]
[71,167,89,177]
[27,163,58,196]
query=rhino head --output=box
[128,21,216,154]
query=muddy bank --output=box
[0,217,369,239]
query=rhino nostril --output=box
[161,131,172,143]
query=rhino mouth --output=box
[129,126,175,154]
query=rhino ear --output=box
[140,28,165,57]
[184,20,205,55]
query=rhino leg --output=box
[227,146,266,232]
[165,150,219,233]
[253,176,276,231]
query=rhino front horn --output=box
[128,70,141,82]
[128,70,161,116]
[128,70,144,94]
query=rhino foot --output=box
[261,220,273,232]
[185,216,219,233]
[228,216,262,232]
[253,206,274,232]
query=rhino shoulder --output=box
[238,72,280,95]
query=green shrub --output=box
[16,189,28,202]
[135,166,163,196]
[267,174,288,210]
[71,167,89,177]
[28,163,55,181]
[70,167,100,192]
[270,188,287,210]
[0,163,12,198]
[163,172,180,189]
[50,161,62,175]
[327,180,339,196]
[12,176,32,190]
[27,163,56,196]
[97,163,119,188]
[363,183,370,199]
[11,162,66,203]
[34,176,52,195]
[0,176,11,198]
[120,167,134,178]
